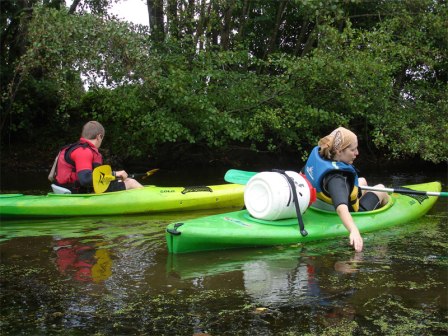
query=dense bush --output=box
[1,0,447,164]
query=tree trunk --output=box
[68,0,81,14]
[237,0,251,41]
[293,20,311,56]
[220,0,235,50]
[301,30,316,57]
[147,0,154,30]
[167,0,178,39]
[195,0,206,50]
[263,0,287,59]
[185,0,195,37]
[209,1,219,47]
[147,0,164,41]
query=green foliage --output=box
[357,0,448,163]
[1,0,447,164]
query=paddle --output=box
[92,165,159,194]
[224,169,256,185]
[224,169,447,197]
[129,169,160,180]
[358,185,447,197]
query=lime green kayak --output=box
[166,182,441,254]
[0,184,244,219]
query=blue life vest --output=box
[304,146,359,211]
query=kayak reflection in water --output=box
[53,238,112,283]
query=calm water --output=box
[0,166,447,335]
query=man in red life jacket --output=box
[50,121,143,193]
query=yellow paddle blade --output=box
[142,168,160,179]
[93,165,116,194]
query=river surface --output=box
[0,166,447,335]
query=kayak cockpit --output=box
[309,196,394,216]
[242,196,395,226]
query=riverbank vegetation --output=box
[1,0,447,169]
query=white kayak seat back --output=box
[51,184,72,194]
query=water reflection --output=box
[168,241,363,303]
[166,213,445,310]
[0,210,228,243]
[242,257,319,305]
[0,168,446,335]
[333,252,363,274]
[54,238,112,283]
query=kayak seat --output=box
[312,199,336,211]
[51,184,72,194]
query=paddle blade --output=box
[93,165,116,194]
[142,168,160,179]
[224,169,257,185]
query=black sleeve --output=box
[77,169,93,187]
[325,173,351,209]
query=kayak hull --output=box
[0,184,244,218]
[166,182,441,253]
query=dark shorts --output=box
[359,192,381,212]
[105,180,126,192]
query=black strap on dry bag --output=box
[272,169,308,237]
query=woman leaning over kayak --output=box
[303,127,389,252]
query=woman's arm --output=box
[336,204,363,252]
[326,173,363,252]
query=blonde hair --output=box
[318,127,357,160]
[81,121,105,140]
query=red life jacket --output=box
[55,140,102,191]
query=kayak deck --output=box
[0,184,245,218]
[166,182,441,253]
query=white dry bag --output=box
[244,171,315,221]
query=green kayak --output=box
[166,181,441,254]
[0,184,244,219]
